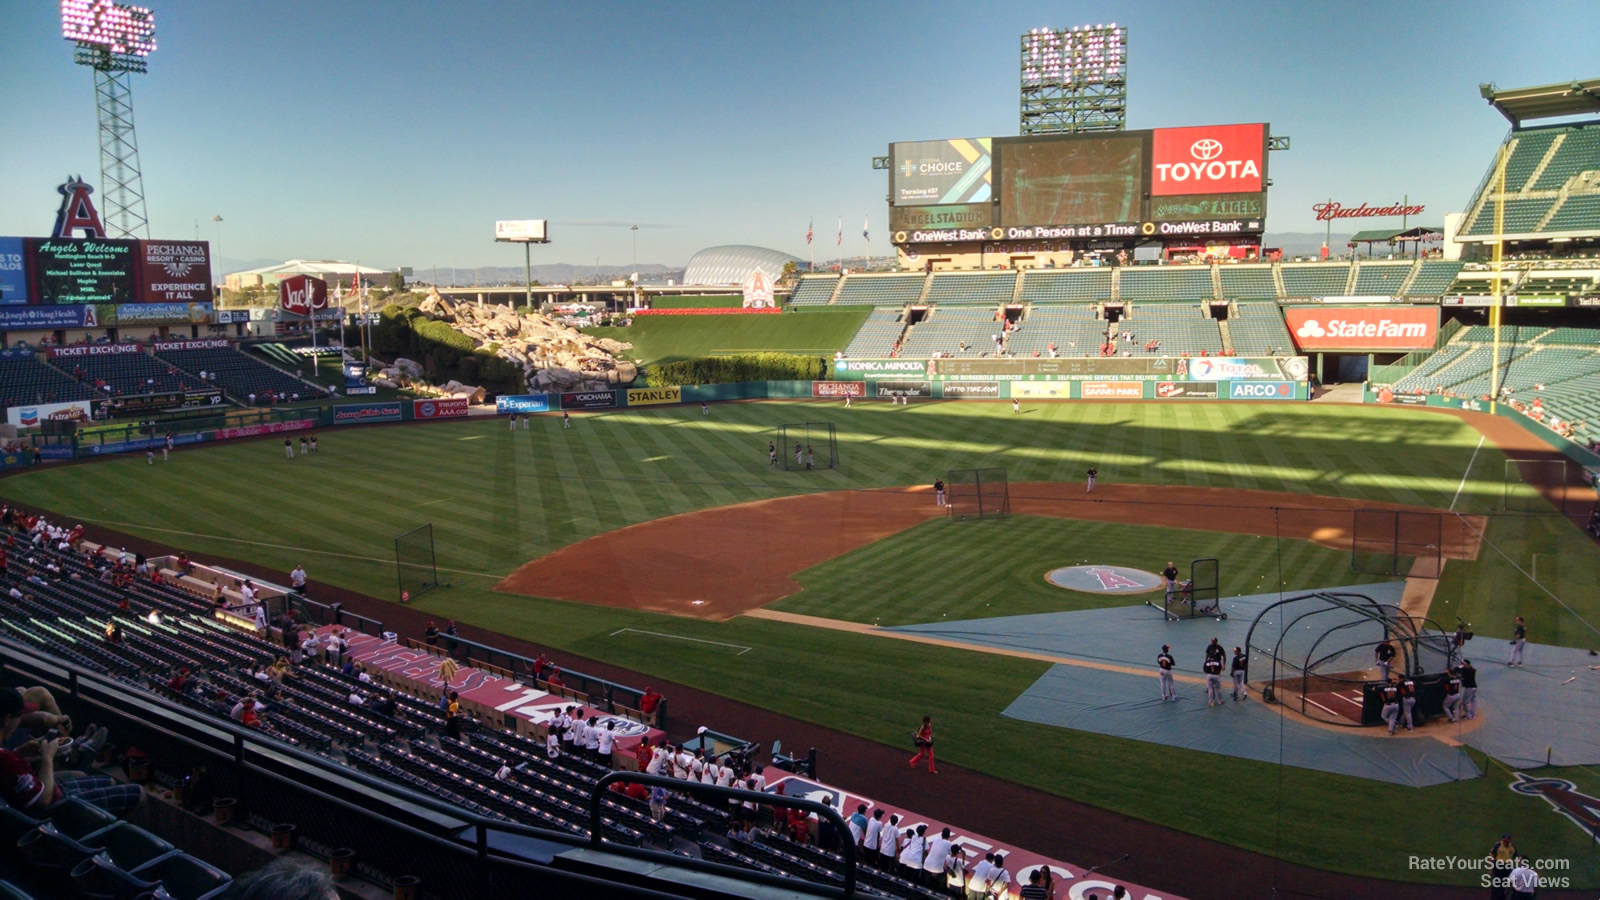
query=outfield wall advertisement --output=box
[836,356,1307,383]
[412,398,469,419]
[332,402,403,424]
[863,379,1307,400]
[561,390,619,411]
[812,381,864,398]
[626,387,681,406]
[495,394,551,414]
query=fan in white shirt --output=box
[862,810,884,856]
[878,815,902,867]
[922,828,955,886]
[571,717,589,750]
[968,854,995,899]
[645,745,669,776]
[985,854,1011,899]
[897,824,928,877]
[596,723,615,760]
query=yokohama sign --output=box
[1151,123,1265,196]
[1283,307,1438,351]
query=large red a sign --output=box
[1284,306,1438,351]
[1151,123,1265,196]
[279,275,328,316]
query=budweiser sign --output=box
[1312,202,1426,222]
[1151,123,1265,196]
[1283,306,1438,351]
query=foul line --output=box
[1449,436,1485,511]
[68,517,504,581]
[607,628,751,655]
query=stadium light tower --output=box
[1020,24,1127,135]
[62,0,157,239]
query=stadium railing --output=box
[0,635,840,900]
[418,631,664,726]
[290,595,385,636]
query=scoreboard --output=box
[889,122,1268,245]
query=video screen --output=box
[999,135,1144,226]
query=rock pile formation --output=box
[413,289,636,393]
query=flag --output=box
[806,219,813,245]
[862,216,870,242]
[352,270,363,298]
[837,218,842,246]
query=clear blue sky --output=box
[2,0,1596,273]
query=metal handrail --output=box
[588,770,858,898]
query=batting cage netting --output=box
[1151,557,1225,620]
[395,523,441,601]
[777,423,839,471]
[1243,590,1454,727]
[946,467,1010,520]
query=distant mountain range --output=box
[411,263,681,286]
[1265,232,1354,258]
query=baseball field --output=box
[8,398,1600,888]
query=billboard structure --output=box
[888,122,1270,251]
[494,220,551,311]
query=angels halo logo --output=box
[1189,138,1223,160]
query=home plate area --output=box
[886,583,1600,788]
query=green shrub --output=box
[648,353,825,386]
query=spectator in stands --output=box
[583,716,602,759]
[640,685,663,721]
[987,853,1013,899]
[898,823,929,882]
[878,814,902,871]
[546,667,565,688]
[227,857,339,900]
[0,691,137,814]
[445,691,463,739]
[290,565,307,594]
[300,632,323,666]
[596,721,615,765]
[268,657,293,682]
[1019,867,1051,900]
[424,622,439,647]
[816,795,840,850]
[923,827,956,889]
[347,690,365,706]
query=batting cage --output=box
[777,422,839,471]
[946,467,1010,520]
[1243,591,1454,727]
[395,522,442,602]
[1351,509,1445,579]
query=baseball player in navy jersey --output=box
[1459,659,1479,719]
[1398,674,1418,731]
[1156,645,1176,701]
[1380,678,1402,734]
[1203,655,1224,706]
[1442,667,1464,723]
[1508,616,1527,667]
[1230,646,1249,700]
[1375,640,1396,682]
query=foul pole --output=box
[1489,144,1509,413]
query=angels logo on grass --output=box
[1510,773,1600,841]
[1045,565,1165,594]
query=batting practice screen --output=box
[946,467,1010,519]
[395,523,441,601]
[777,423,838,471]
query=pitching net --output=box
[946,467,1009,520]
[1502,458,1582,516]
[395,523,441,602]
[778,423,838,471]
[1151,557,1225,621]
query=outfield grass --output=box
[778,515,1394,625]
[6,400,1600,885]
[583,306,870,364]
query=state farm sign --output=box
[1151,123,1265,196]
[1283,307,1438,351]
